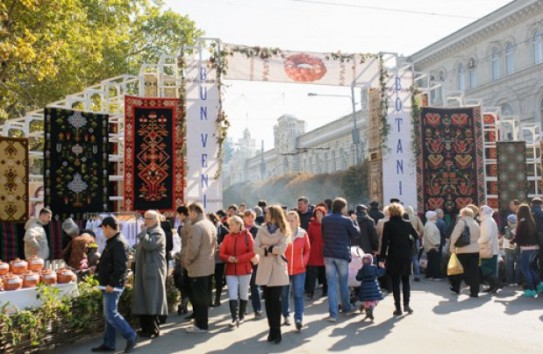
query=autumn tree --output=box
[0,0,202,122]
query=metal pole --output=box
[351,84,360,164]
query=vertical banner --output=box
[185,60,222,211]
[382,67,416,209]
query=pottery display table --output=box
[0,282,78,313]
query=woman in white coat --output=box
[478,205,500,293]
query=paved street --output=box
[47,280,543,354]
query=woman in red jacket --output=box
[220,215,255,328]
[306,206,327,299]
[281,211,311,332]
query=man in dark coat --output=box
[92,216,138,353]
[354,205,379,255]
[297,196,313,232]
[368,201,385,224]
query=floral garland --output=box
[378,54,390,150]
[410,85,422,157]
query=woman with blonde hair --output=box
[254,205,290,344]
[220,215,255,327]
[281,211,311,332]
[379,203,418,316]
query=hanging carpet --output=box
[417,106,484,221]
[0,137,29,222]
[44,108,109,219]
[497,142,527,211]
[124,96,183,212]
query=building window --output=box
[456,64,465,91]
[491,48,500,80]
[505,42,515,75]
[534,30,543,64]
[501,103,513,116]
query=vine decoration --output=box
[378,54,391,150]
[410,85,422,157]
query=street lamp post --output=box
[307,90,361,164]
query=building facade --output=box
[410,0,543,142]
[222,111,366,188]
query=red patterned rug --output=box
[417,107,484,220]
[124,96,184,212]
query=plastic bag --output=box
[447,252,464,276]
[348,246,364,287]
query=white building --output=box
[410,0,543,141]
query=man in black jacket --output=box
[354,205,379,255]
[92,216,138,353]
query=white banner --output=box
[185,61,223,211]
[382,68,417,210]
[223,44,380,86]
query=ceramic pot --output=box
[40,269,57,285]
[0,261,9,276]
[3,274,23,291]
[22,271,40,288]
[10,258,28,275]
[56,268,76,283]
[27,256,45,272]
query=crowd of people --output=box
[20,195,543,353]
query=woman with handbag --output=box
[478,205,500,294]
[449,207,481,297]
[254,205,290,344]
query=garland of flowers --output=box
[177,54,189,192]
[378,54,390,150]
[410,85,422,157]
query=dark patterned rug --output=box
[0,137,29,222]
[497,141,527,211]
[44,108,109,219]
[417,107,484,220]
[124,96,183,212]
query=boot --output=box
[484,276,499,294]
[273,326,282,344]
[393,303,402,316]
[214,290,222,307]
[403,304,413,314]
[366,307,374,321]
[228,300,238,328]
[238,300,248,324]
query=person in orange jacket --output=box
[219,215,255,328]
[281,211,311,332]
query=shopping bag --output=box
[348,246,364,287]
[447,253,464,276]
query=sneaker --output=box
[295,321,302,332]
[523,289,537,298]
[254,311,263,319]
[283,316,291,326]
[449,287,459,295]
[124,334,138,353]
[324,316,337,323]
[186,326,208,333]
[91,344,115,352]
[343,309,357,317]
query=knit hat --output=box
[507,214,517,224]
[362,253,373,264]
[62,218,79,237]
[425,210,437,220]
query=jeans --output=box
[250,265,261,313]
[226,274,251,300]
[324,257,351,318]
[281,273,306,322]
[102,289,136,349]
[520,249,540,290]
[412,239,421,277]
[504,248,521,284]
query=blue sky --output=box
[166,0,512,149]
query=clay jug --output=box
[27,255,45,272]
[56,268,76,284]
[22,271,40,288]
[3,274,23,291]
[10,258,28,275]
[0,260,9,276]
[40,269,57,285]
